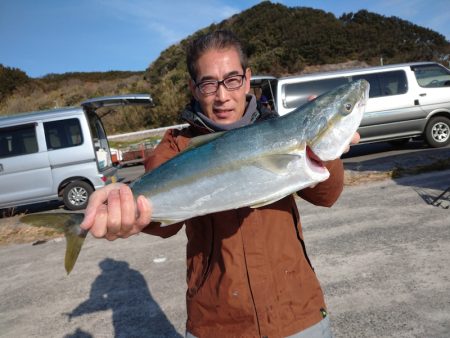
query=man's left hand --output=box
[343,132,360,154]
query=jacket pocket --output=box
[186,225,214,297]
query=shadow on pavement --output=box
[65,258,182,338]
[64,328,93,338]
[344,141,450,184]
[0,200,65,218]
[343,140,450,208]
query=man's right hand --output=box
[80,183,152,241]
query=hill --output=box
[1,2,449,133]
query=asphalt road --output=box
[1,143,450,338]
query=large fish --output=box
[21,79,369,274]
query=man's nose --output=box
[215,83,229,101]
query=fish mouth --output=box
[306,146,326,172]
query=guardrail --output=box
[108,123,188,142]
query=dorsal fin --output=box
[184,131,226,151]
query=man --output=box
[259,95,271,110]
[82,30,359,337]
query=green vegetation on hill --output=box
[1,2,449,134]
[0,64,30,102]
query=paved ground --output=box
[1,153,450,337]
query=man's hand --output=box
[343,132,360,154]
[80,183,152,241]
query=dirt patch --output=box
[0,216,62,246]
[344,170,392,186]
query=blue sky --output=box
[1,0,449,78]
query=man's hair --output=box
[186,30,248,81]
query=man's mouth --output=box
[213,108,233,118]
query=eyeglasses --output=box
[195,74,246,95]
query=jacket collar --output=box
[181,94,260,134]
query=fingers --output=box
[136,195,152,227]
[106,189,123,235]
[307,94,317,102]
[119,185,137,233]
[351,132,361,145]
[81,183,152,240]
[90,204,108,238]
[81,183,125,231]
[342,132,361,155]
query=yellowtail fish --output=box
[21,79,369,274]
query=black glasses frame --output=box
[195,74,246,95]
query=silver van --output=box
[252,62,450,147]
[0,94,154,210]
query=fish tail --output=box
[19,213,86,275]
[64,226,86,275]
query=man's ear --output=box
[245,68,252,94]
[189,79,199,100]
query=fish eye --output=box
[345,103,352,111]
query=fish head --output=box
[309,79,369,161]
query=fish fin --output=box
[250,198,283,208]
[20,213,86,275]
[184,132,226,151]
[253,154,301,175]
[157,219,184,227]
[64,228,86,275]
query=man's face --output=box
[189,48,251,124]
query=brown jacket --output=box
[143,126,344,338]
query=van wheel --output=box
[425,116,450,148]
[63,181,94,210]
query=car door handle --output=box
[419,93,427,97]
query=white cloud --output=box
[96,0,240,44]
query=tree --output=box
[0,64,30,102]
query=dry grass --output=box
[344,170,393,186]
[0,215,61,246]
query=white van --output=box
[251,62,450,147]
[0,94,154,210]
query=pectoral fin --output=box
[252,154,302,175]
[20,213,86,275]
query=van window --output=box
[352,73,382,97]
[353,70,407,97]
[0,124,38,158]
[378,70,408,96]
[412,64,450,88]
[44,118,83,150]
[283,69,409,109]
[283,77,348,109]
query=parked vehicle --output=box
[251,62,450,147]
[0,94,154,210]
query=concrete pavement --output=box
[0,169,449,337]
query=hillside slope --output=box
[1,2,449,133]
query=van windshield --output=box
[87,112,113,171]
[412,64,450,88]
